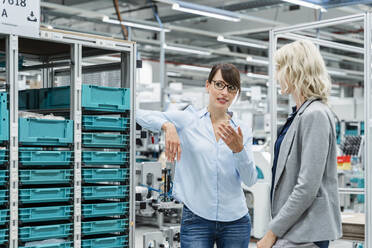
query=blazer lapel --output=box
[272,98,319,191]
[273,119,298,188]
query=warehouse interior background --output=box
[0,0,370,248]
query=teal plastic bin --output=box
[0,170,7,186]
[83,116,129,131]
[83,151,128,165]
[19,205,72,223]
[83,186,129,200]
[0,228,8,245]
[0,150,7,165]
[83,168,129,183]
[39,86,70,110]
[0,190,7,205]
[82,202,129,218]
[82,219,128,235]
[19,187,72,203]
[0,92,9,142]
[0,209,8,225]
[19,241,72,248]
[19,89,40,110]
[83,133,129,148]
[20,151,72,166]
[19,223,72,242]
[20,169,72,185]
[82,85,130,112]
[19,118,73,146]
[82,235,128,248]
[38,85,130,112]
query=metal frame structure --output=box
[7,34,19,248]
[5,28,136,248]
[269,13,371,247]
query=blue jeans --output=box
[180,206,251,248]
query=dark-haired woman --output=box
[136,64,257,248]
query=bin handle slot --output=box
[35,151,63,155]
[96,169,118,173]
[34,189,62,193]
[95,186,117,191]
[94,152,117,156]
[94,134,117,138]
[96,204,116,209]
[34,225,59,231]
[36,138,61,141]
[95,116,120,121]
[95,237,117,243]
[98,104,119,109]
[33,170,61,175]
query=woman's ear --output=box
[205,80,209,93]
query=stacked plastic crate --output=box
[18,85,131,248]
[0,92,9,247]
[80,85,130,248]
[18,90,74,248]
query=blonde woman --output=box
[257,40,342,248]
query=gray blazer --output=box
[269,99,342,243]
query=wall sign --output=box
[0,0,40,38]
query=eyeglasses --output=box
[211,80,238,93]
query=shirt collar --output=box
[198,107,238,127]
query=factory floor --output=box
[135,225,359,248]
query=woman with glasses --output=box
[136,63,257,248]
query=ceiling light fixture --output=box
[178,64,211,72]
[247,72,269,80]
[172,1,240,22]
[102,16,170,32]
[246,56,269,65]
[163,44,211,56]
[327,70,347,76]
[217,35,267,49]
[281,0,327,12]
[167,71,182,77]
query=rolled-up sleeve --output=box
[136,109,167,132]
[136,107,195,132]
[233,127,257,187]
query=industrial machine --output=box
[243,144,271,239]
[135,162,182,247]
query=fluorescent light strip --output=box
[178,64,211,72]
[246,56,269,65]
[172,3,240,22]
[247,73,269,80]
[102,16,170,32]
[163,44,211,56]
[217,35,267,49]
[281,0,327,12]
[327,70,347,76]
[167,71,182,77]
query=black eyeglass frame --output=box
[211,80,238,94]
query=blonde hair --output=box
[275,39,331,103]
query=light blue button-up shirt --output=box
[136,106,257,222]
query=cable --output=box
[113,0,128,40]
[140,184,162,193]
[148,0,163,29]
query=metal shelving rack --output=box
[4,27,136,248]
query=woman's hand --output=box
[217,123,244,153]
[257,230,277,248]
[162,122,181,163]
